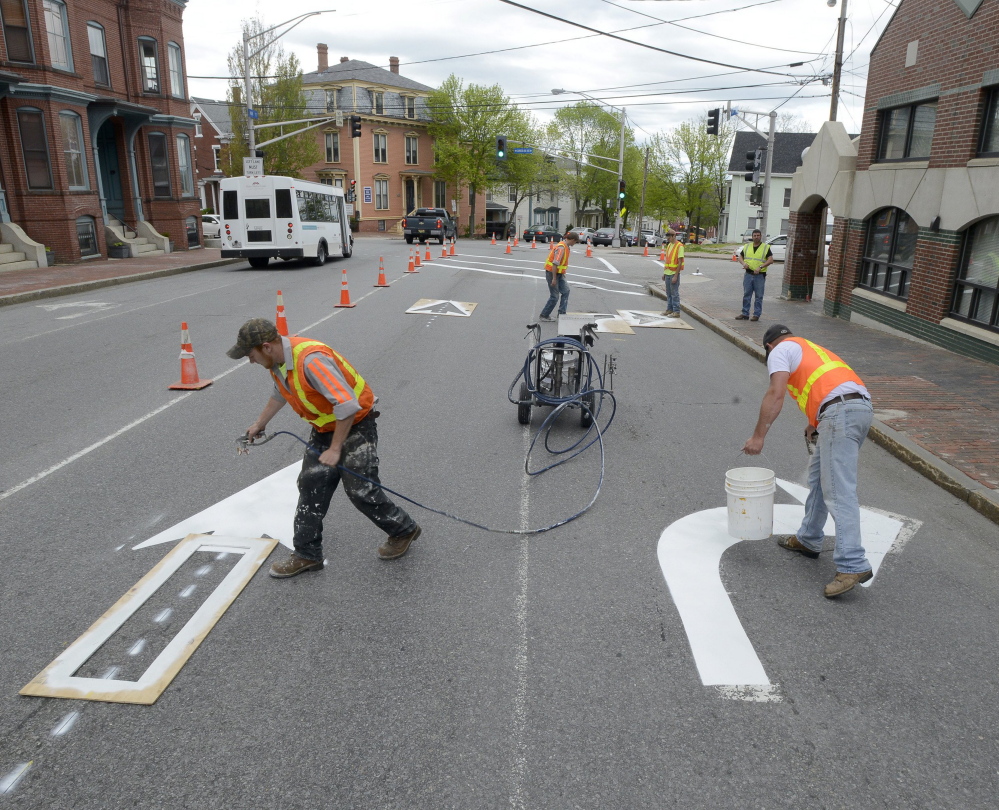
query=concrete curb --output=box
[647,282,999,526]
[0,258,242,308]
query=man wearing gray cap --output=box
[742,324,874,598]
[228,318,421,577]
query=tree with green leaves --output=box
[490,114,562,237]
[221,18,320,178]
[427,75,521,236]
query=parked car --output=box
[402,208,458,244]
[569,227,596,242]
[590,227,618,246]
[522,225,561,243]
[201,214,220,239]
[640,230,660,247]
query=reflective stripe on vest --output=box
[544,241,569,273]
[784,337,865,427]
[743,242,769,272]
[272,338,372,431]
[664,241,682,270]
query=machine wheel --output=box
[248,256,269,269]
[579,391,595,429]
[342,236,353,258]
[517,382,532,425]
[313,241,327,266]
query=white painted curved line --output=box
[596,257,620,274]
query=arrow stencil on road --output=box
[406,299,477,317]
[616,310,694,329]
[656,478,920,695]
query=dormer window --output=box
[372,91,384,115]
[405,96,416,119]
[326,89,337,113]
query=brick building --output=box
[0,0,202,266]
[786,0,999,365]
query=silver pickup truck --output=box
[402,208,458,244]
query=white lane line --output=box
[454,252,619,274]
[443,262,646,296]
[50,711,81,737]
[0,763,31,795]
[596,257,620,274]
[508,426,532,809]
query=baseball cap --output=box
[762,324,792,356]
[227,318,279,359]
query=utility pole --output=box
[829,0,848,121]
[613,107,627,247]
[637,146,649,240]
[761,110,776,237]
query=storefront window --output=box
[951,217,999,331]
[859,208,917,299]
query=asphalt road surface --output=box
[1,239,997,808]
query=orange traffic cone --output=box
[414,247,422,268]
[449,237,456,256]
[643,244,649,257]
[407,248,418,273]
[659,247,666,261]
[491,233,497,245]
[335,267,356,307]
[441,243,449,258]
[505,239,512,255]
[169,322,212,390]
[514,237,519,247]
[585,240,593,258]
[275,290,289,336]
[531,237,537,249]
[731,252,739,262]
[424,244,432,262]
[374,255,390,287]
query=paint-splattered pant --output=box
[293,417,417,561]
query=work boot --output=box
[824,570,873,598]
[750,315,759,321]
[539,315,555,322]
[269,553,324,578]
[378,525,422,560]
[776,534,819,559]
[735,314,749,320]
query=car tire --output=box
[342,236,353,259]
[405,236,413,244]
[248,256,269,269]
[313,241,327,266]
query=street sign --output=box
[247,109,259,120]
[344,203,354,215]
[242,157,263,176]
[363,186,372,204]
[335,110,343,127]
[512,147,533,154]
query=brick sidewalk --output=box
[648,258,999,524]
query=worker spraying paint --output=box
[229,318,421,578]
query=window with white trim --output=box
[43,0,72,70]
[168,42,184,98]
[1,0,34,63]
[375,178,389,210]
[211,144,220,171]
[176,134,194,197]
[325,131,340,162]
[434,180,446,209]
[373,132,387,163]
[405,135,418,164]
[139,37,159,93]
[148,132,170,197]
[372,91,384,115]
[87,22,109,86]
[405,96,416,119]
[18,108,52,189]
[59,111,88,190]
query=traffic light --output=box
[743,148,763,184]
[749,184,763,206]
[706,108,720,136]
[496,135,507,160]
[348,179,357,202]
[349,115,362,138]
[618,179,626,201]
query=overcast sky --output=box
[182,0,894,140]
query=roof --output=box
[302,59,433,93]
[191,97,233,137]
[727,131,819,175]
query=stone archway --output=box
[783,194,829,301]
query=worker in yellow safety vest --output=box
[742,324,875,598]
[540,231,579,322]
[661,229,684,317]
[229,318,421,578]
[736,228,774,321]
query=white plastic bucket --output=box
[725,467,776,541]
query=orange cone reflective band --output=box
[335,267,356,307]
[275,290,289,336]
[449,238,456,256]
[424,244,432,262]
[169,321,212,390]
[407,248,418,273]
[441,243,448,258]
[414,247,422,268]
[375,256,390,287]
[531,237,537,249]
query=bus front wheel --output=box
[248,256,269,269]
[342,237,353,259]
[313,242,327,266]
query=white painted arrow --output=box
[656,478,920,693]
[134,463,301,550]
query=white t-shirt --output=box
[767,339,869,413]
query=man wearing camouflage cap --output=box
[229,318,421,577]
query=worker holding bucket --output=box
[742,325,874,599]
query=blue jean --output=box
[742,272,766,318]
[663,272,680,313]
[541,271,570,317]
[795,398,874,573]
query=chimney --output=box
[340,56,349,64]
[232,86,241,105]
[317,44,328,72]
[389,56,399,74]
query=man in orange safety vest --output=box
[742,325,875,599]
[539,231,579,322]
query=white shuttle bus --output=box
[219,175,353,268]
